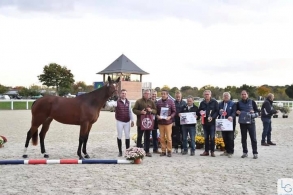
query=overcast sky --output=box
[0,0,292,89]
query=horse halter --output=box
[108,83,119,101]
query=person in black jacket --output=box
[198,90,219,157]
[179,95,199,156]
[236,90,259,159]
[173,91,186,153]
[148,90,160,153]
[261,93,278,146]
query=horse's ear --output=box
[107,76,112,83]
[115,77,120,83]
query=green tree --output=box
[236,84,257,99]
[18,87,30,97]
[169,87,179,97]
[38,63,75,95]
[0,84,8,94]
[285,84,293,99]
[154,87,161,92]
[180,86,192,91]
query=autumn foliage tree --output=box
[257,85,271,97]
[38,63,75,95]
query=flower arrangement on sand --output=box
[0,135,7,148]
[195,136,205,145]
[215,137,225,149]
[124,146,146,161]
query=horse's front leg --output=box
[82,124,92,159]
[78,123,89,159]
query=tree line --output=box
[1,62,293,100]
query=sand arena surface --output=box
[0,110,292,195]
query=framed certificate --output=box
[160,107,169,119]
[180,112,197,125]
[215,119,233,131]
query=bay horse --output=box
[23,76,120,159]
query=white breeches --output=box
[116,120,131,139]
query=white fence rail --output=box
[0,100,35,110]
[0,100,292,110]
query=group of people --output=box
[114,88,278,160]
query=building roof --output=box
[97,54,149,75]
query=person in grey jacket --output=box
[261,93,278,146]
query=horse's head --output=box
[106,76,120,101]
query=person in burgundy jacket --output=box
[115,89,134,157]
[156,90,176,157]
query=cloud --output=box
[1,0,292,26]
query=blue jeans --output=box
[203,124,215,152]
[261,118,272,143]
[182,125,196,151]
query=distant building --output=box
[97,54,150,100]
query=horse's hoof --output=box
[22,154,28,158]
[44,154,49,158]
[84,154,90,159]
[79,157,84,160]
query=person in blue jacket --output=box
[218,92,236,158]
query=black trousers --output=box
[222,119,236,154]
[136,127,151,153]
[172,125,183,149]
[222,131,234,154]
[240,123,258,154]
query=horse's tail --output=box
[31,129,38,146]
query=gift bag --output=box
[141,114,154,130]
[238,112,251,124]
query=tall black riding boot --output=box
[117,138,122,157]
[126,139,130,149]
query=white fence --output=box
[0,99,292,111]
[0,99,35,110]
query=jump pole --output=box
[0,159,132,165]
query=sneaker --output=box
[190,151,195,156]
[167,152,172,157]
[146,153,152,157]
[118,152,122,157]
[200,151,209,156]
[261,142,270,146]
[241,153,248,158]
[160,152,166,157]
[211,152,216,157]
[220,152,228,156]
[227,154,232,158]
[182,151,188,155]
[267,141,276,145]
[173,149,178,153]
[253,154,258,159]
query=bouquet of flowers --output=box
[124,147,146,161]
[0,135,7,147]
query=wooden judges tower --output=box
[97,54,149,100]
